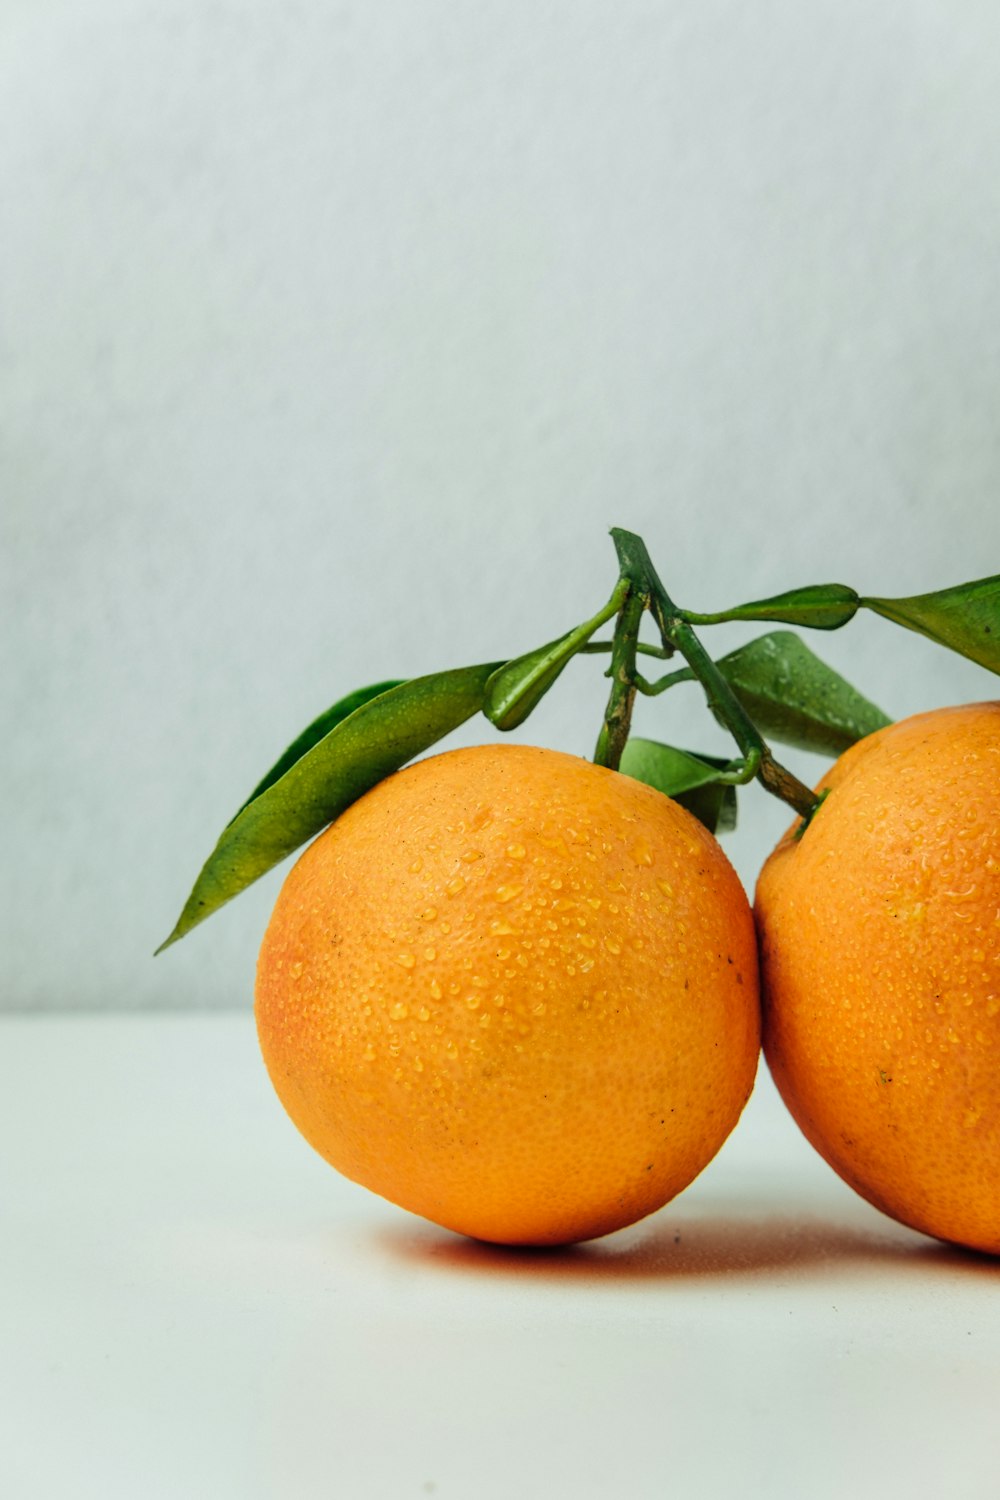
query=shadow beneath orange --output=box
[376,1211,1000,1283]
[902,1238,1000,1277]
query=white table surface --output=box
[3,1014,998,1500]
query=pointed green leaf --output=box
[228,679,404,825]
[157,662,502,952]
[862,576,1000,674]
[618,738,738,834]
[687,584,860,631]
[714,631,891,755]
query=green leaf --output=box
[620,739,724,795]
[714,631,891,755]
[485,584,628,730]
[157,662,501,952]
[687,584,860,631]
[485,630,581,731]
[676,780,738,835]
[227,679,405,825]
[618,738,738,834]
[862,576,1000,675]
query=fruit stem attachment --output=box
[598,529,821,821]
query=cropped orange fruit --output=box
[756,702,1000,1254]
[255,742,760,1245]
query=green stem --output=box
[593,585,646,771]
[634,665,691,696]
[606,528,820,820]
[678,609,736,626]
[582,579,632,639]
[578,640,672,660]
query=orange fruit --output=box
[756,702,1000,1254]
[255,743,760,1245]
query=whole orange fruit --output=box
[255,743,760,1245]
[756,702,1000,1254]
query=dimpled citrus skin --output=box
[255,743,760,1246]
[756,703,1000,1254]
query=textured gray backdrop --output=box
[4,0,999,1009]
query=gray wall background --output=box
[4,0,1000,1010]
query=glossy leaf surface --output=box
[485,586,626,731]
[485,631,581,731]
[157,662,501,951]
[713,631,891,755]
[227,679,404,826]
[619,738,738,834]
[863,576,1000,675]
[689,583,860,631]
